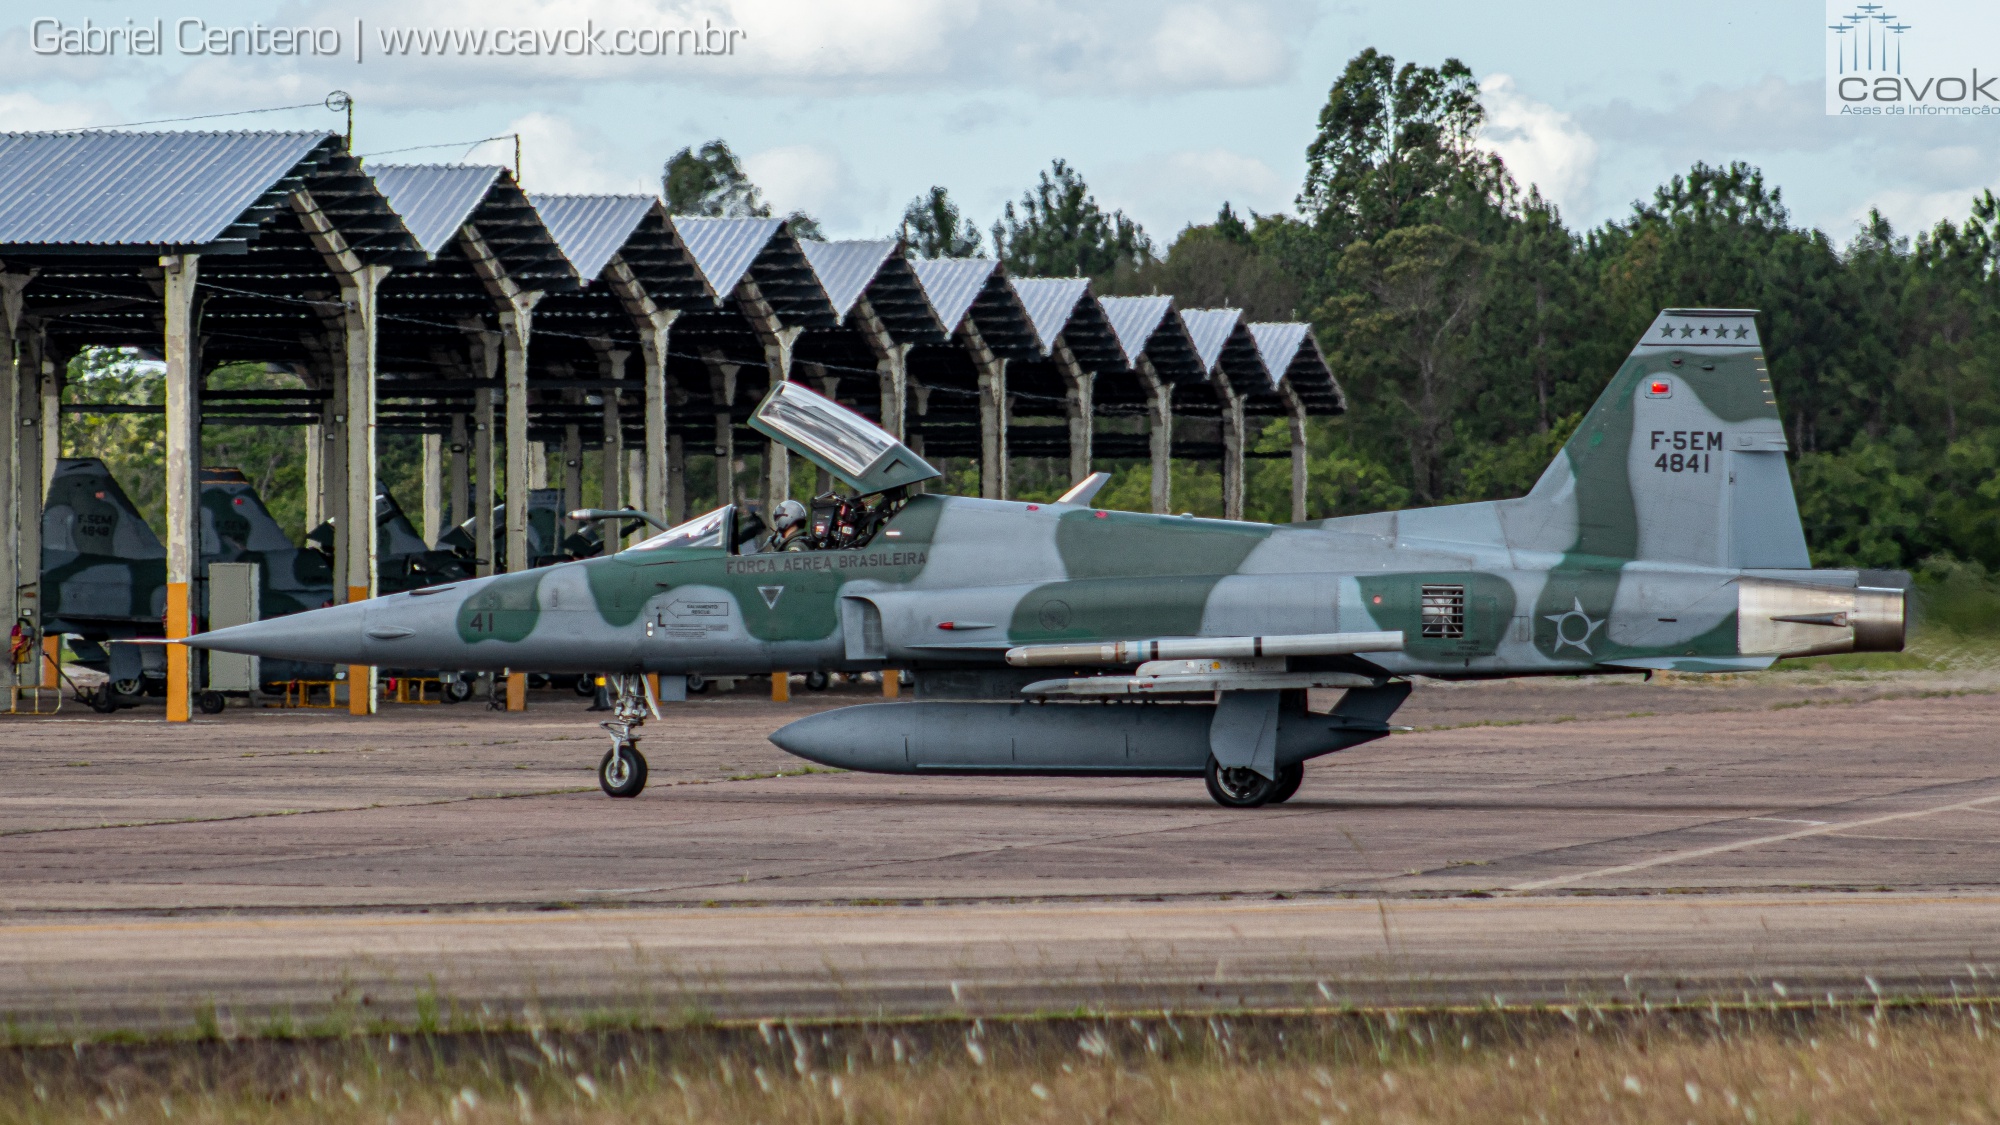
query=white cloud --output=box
[1479,73,1599,216]
[0,92,105,130]
[505,112,656,193]
[1103,148,1291,241]
[743,143,885,232]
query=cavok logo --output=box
[1826,1,2000,115]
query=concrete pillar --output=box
[909,383,929,493]
[421,432,442,546]
[1053,338,1093,486]
[852,295,910,442]
[303,424,323,531]
[959,319,1008,500]
[16,324,44,664]
[762,326,801,517]
[979,360,1008,500]
[812,366,838,495]
[498,301,536,577]
[342,265,387,717]
[638,315,675,525]
[324,353,349,600]
[449,412,469,532]
[1283,386,1310,524]
[667,433,686,525]
[525,440,547,490]
[473,381,496,578]
[1220,397,1246,522]
[561,423,582,522]
[625,448,642,527]
[598,349,626,519]
[38,347,60,494]
[1136,355,1174,514]
[0,268,27,700]
[707,357,738,509]
[160,254,200,723]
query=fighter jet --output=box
[187,310,1905,807]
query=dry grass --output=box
[7,1004,2000,1124]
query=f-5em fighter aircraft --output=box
[187,309,1905,807]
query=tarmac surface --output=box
[6,668,2000,1028]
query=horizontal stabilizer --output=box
[1005,630,1403,668]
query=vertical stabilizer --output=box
[1523,309,1808,568]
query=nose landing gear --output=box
[596,673,655,798]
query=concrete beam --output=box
[1133,353,1173,514]
[159,254,200,723]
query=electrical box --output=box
[206,562,259,692]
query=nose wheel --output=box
[599,742,648,797]
[595,673,656,798]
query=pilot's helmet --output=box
[772,499,808,532]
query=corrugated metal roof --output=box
[1247,322,1309,384]
[673,216,782,299]
[1009,277,1090,355]
[0,130,331,246]
[1179,308,1243,375]
[798,239,897,321]
[909,257,998,334]
[528,193,654,282]
[367,164,503,257]
[1097,295,1174,366]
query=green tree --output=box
[898,187,982,258]
[990,159,1153,279]
[1296,49,1504,249]
[662,140,770,218]
[1320,224,1487,504]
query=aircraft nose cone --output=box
[186,599,368,664]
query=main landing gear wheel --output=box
[1266,763,1305,804]
[1204,756,1282,808]
[442,679,474,704]
[198,690,226,715]
[599,743,648,797]
[804,670,830,691]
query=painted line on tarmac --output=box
[1509,791,2000,892]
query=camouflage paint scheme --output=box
[190,311,1904,792]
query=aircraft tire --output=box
[442,679,473,704]
[686,673,711,694]
[1204,756,1278,808]
[804,670,830,691]
[1267,763,1305,804]
[599,744,648,798]
[198,690,226,715]
[89,689,119,714]
[112,678,142,697]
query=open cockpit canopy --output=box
[748,380,939,496]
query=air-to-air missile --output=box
[187,310,1907,807]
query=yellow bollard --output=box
[165,582,190,722]
[42,636,60,689]
[771,671,790,702]
[883,669,899,698]
[506,671,527,711]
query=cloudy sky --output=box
[7,0,1995,247]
